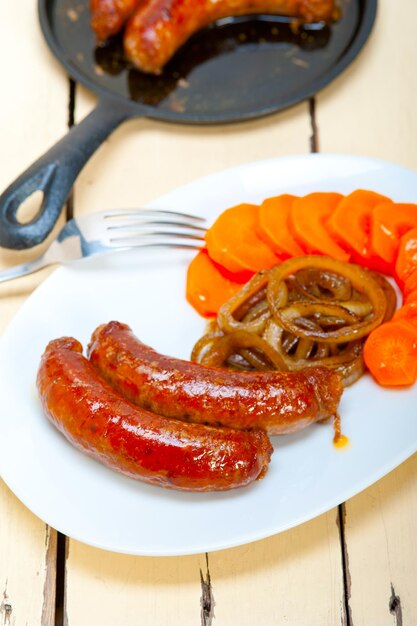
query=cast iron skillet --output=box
[0,0,377,249]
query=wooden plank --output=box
[316,0,417,623]
[63,74,346,624]
[0,484,57,626]
[340,456,417,626]
[66,543,206,626]
[0,2,70,624]
[317,0,417,169]
[208,510,345,626]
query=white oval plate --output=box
[1,154,417,556]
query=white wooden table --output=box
[1,2,417,624]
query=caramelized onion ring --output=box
[218,270,278,334]
[267,256,387,343]
[190,330,224,364]
[276,302,360,342]
[196,330,289,370]
[296,268,352,301]
[370,272,397,322]
[263,320,365,386]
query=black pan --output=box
[0,0,377,249]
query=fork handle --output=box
[0,256,51,284]
[0,98,137,250]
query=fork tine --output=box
[103,209,206,223]
[108,231,206,244]
[109,242,204,251]
[106,220,207,233]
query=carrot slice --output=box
[327,189,391,258]
[395,227,417,282]
[186,249,243,318]
[393,303,417,329]
[290,192,349,261]
[372,202,417,264]
[257,194,305,258]
[205,203,280,273]
[350,251,394,276]
[403,267,417,298]
[405,289,417,305]
[364,320,417,386]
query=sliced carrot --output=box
[327,189,393,272]
[371,202,417,264]
[186,249,243,318]
[364,320,417,386]
[214,264,254,285]
[395,227,417,282]
[205,203,280,273]
[257,194,305,258]
[350,251,394,276]
[405,289,417,305]
[290,192,349,261]
[393,302,417,329]
[403,267,417,298]
[327,189,391,258]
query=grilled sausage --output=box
[90,0,145,40]
[37,337,272,491]
[124,0,336,73]
[88,322,343,435]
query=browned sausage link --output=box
[124,0,336,74]
[37,337,273,491]
[88,322,343,435]
[90,0,145,41]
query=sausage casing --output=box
[90,0,144,40]
[88,322,343,435]
[124,0,336,73]
[37,337,273,492]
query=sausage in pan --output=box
[90,0,144,40]
[124,0,336,73]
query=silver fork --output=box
[0,209,206,283]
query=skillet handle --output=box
[0,98,136,250]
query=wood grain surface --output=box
[0,1,416,625]
[0,4,68,625]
